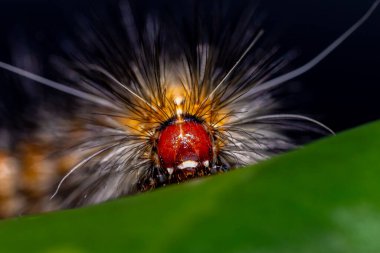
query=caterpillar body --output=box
[0,0,378,218]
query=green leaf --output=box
[1,121,380,253]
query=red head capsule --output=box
[157,118,213,181]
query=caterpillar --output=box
[0,0,378,218]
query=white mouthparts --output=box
[177,160,198,170]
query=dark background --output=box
[0,0,379,134]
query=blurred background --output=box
[0,0,379,133]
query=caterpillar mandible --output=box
[0,0,378,218]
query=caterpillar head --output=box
[155,116,215,182]
[144,87,234,188]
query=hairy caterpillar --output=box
[0,0,378,218]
